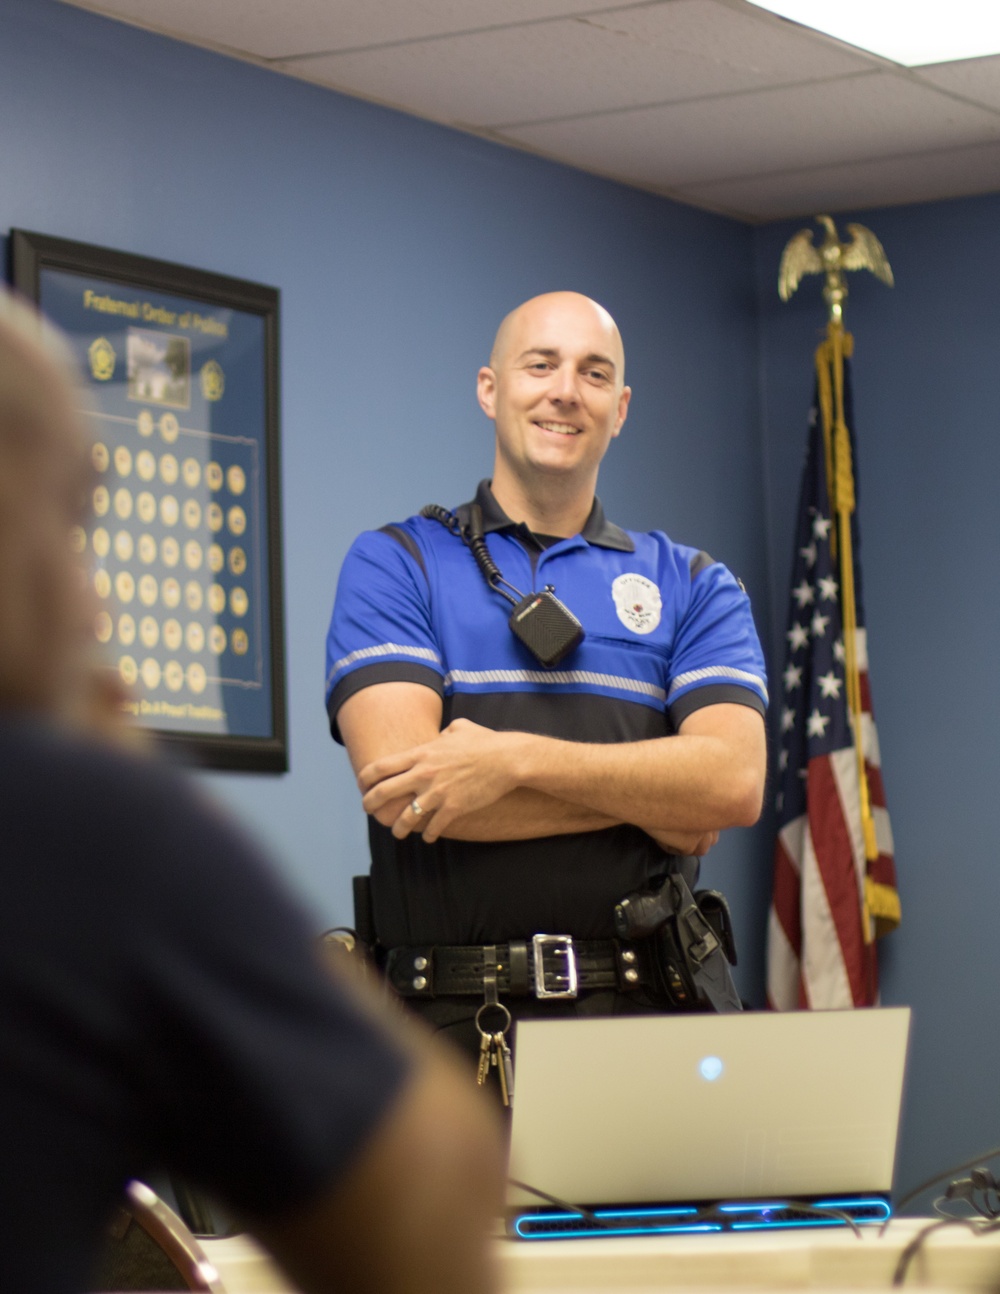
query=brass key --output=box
[494,1031,514,1107]
[476,1029,492,1087]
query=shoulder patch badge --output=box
[612,573,662,635]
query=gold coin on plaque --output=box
[92,442,110,473]
[137,491,157,524]
[114,488,133,520]
[227,506,246,536]
[205,461,223,491]
[182,458,201,489]
[88,337,116,381]
[115,571,135,604]
[230,586,248,617]
[114,531,134,562]
[92,528,110,559]
[163,618,182,651]
[136,450,156,482]
[94,610,113,644]
[138,534,157,564]
[161,536,180,567]
[206,503,224,534]
[184,540,203,571]
[164,660,184,692]
[93,485,110,517]
[119,655,138,687]
[207,583,226,615]
[160,454,179,486]
[160,495,179,527]
[209,624,227,654]
[232,629,249,656]
[185,580,204,611]
[207,543,224,573]
[141,657,162,689]
[114,446,132,478]
[94,569,112,599]
[137,410,154,438]
[226,464,246,496]
[69,525,87,555]
[183,499,202,530]
[186,622,205,653]
[228,546,247,576]
[160,413,179,443]
[117,614,136,646]
[200,360,224,402]
[161,578,181,609]
[140,616,159,648]
[138,574,158,607]
[187,661,208,693]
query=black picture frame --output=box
[10,230,287,772]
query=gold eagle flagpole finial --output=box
[778,214,893,325]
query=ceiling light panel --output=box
[744,0,1000,67]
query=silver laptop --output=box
[507,1007,910,1238]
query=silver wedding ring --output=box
[411,799,424,816]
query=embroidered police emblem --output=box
[612,573,662,635]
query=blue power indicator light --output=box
[699,1055,724,1081]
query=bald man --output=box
[0,290,502,1294]
[325,292,768,1060]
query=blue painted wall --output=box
[6,0,995,1212]
[754,200,1000,1207]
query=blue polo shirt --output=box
[326,481,767,946]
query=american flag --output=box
[767,361,899,1010]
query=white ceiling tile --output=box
[914,54,1000,112]
[280,0,874,129]
[500,71,1000,190]
[679,139,1000,222]
[59,0,649,59]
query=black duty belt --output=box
[385,934,649,1000]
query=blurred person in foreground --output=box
[0,288,503,1294]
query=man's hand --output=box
[360,718,525,843]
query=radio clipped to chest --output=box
[421,504,584,668]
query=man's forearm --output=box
[511,725,763,833]
[360,704,765,845]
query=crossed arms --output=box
[338,681,767,855]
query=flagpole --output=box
[815,322,879,941]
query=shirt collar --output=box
[457,479,635,552]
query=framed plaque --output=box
[11,230,287,772]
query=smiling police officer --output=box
[325,291,768,1073]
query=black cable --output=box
[892,1144,1000,1218]
[891,1215,1000,1286]
[506,1178,605,1227]
[421,503,523,607]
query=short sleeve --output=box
[666,561,768,727]
[325,528,444,741]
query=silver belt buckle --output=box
[532,934,578,999]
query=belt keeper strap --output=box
[508,940,529,996]
[483,943,499,1006]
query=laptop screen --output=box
[508,1008,910,1213]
